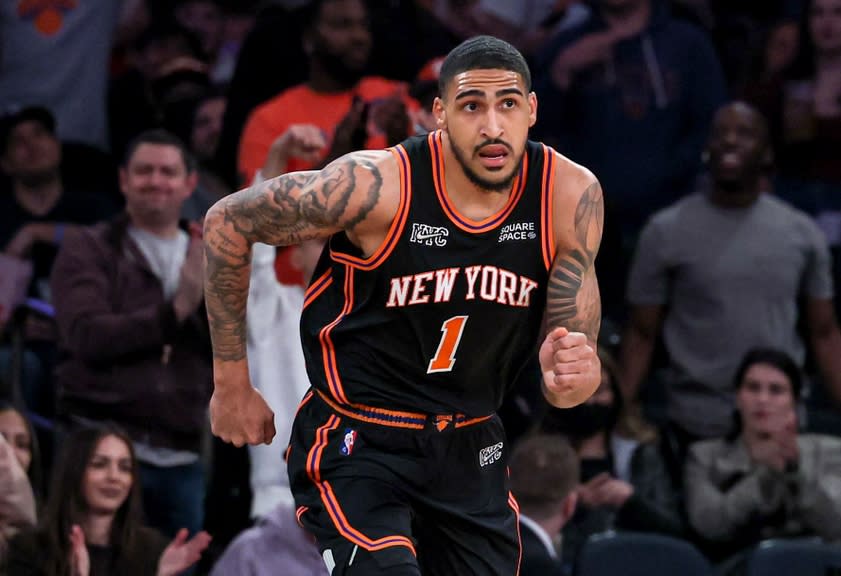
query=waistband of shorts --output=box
[314,389,493,431]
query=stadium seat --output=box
[578,531,713,576]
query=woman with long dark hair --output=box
[685,347,841,564]
[4,425,210,576]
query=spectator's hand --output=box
[370,95,410,146]
[593,476,634,508]
[264,124,327,177]
[577,472,610,507]
[551,32,616,87]
[327,96,368,161]
[539,326,599,407]
[4,225,38,259]
[748,437,787,472]
[210,373,276,447]
[69,525,90,576]
[156,528,212,576]
[173,225,205,322]
[0,434,37,528]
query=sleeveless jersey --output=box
[300,131,557,416]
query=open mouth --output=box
[478,145,509,168]
[719,152,742,169]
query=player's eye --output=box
[502,99,516,108]
[463,102,479,112]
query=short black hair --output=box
[123,128,196,172]
[0,106,56,155]
[438,35,531,98]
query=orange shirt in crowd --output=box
[238,76,419,184]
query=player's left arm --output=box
[540,154,604,408]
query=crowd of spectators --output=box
[1,0,839,574]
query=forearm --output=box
[812,329,841,407]
[203,199,255,370]
[619,326,655,402]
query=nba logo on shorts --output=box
[340,428,357,456]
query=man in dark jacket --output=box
[51,129,212,538]
[509,435,579,576]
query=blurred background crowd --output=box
[0,0,840,574]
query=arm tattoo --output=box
[546,181,604,342]
[203,155,384,362]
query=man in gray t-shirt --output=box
[621,101,841,440]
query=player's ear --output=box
[433,97,447,129]
[528,92,537,128]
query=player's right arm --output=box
[203,150,397,446]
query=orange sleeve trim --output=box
[330,145,412,270]
[541,145,557,271]
[303,269,333,309]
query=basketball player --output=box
[204,35,603,576]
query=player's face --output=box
[434,69,536,192]
[706,103,769,187]
[120,143,196,226]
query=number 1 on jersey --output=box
[428,316,468,373]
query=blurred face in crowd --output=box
[765,21,800,75]
[736,362,796,436]
[0,409,32,472]
[1,120,61,186]
[810,0,841,55]
[706,102,770,190]
[174,0,224,58]
[83,435,133,515]
[120,143,196,229]
[307,0,372,85]
[136,34,198,81]
[435,69,536,192]
[191,96,226,162]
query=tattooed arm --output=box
[203,150,398,445]
[538,154,604,408]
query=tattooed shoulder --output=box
[219,150,396,248]
[545,153,603,341]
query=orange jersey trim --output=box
[316,389,426,429]
[304,269,333,309]
[330,145,412,270]
[541,145,557,271]
[319,266,355,404]
[429,130,528,234]
[508,491,523,576]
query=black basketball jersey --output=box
[299,131,557,416]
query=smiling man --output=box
[622,101,841,453]
[204,36,603,575]
[50,129,213,541]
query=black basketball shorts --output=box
[286,389,521,575]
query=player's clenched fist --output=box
[209,374,276,447]
[538,326,601,408]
